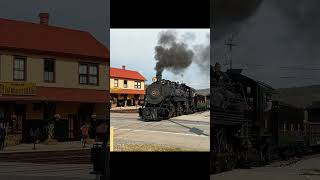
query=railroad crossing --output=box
[111,111,210,151]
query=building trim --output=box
[0,47,109,63]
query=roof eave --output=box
[0,46,109,62]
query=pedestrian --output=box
[2,123,6,150]
[0,124,4,150]
[33,128,40,149]
[95,122,106,142]
[80,123,89,148]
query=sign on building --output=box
[0,82,36,96]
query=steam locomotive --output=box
[211,64,320,174]
[139,74,208,121]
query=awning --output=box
[110,89,145,95]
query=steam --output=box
[154,30,209,76]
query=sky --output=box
[212,0,320,89]
[111,29,210,90]
[0,0,110,48]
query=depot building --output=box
[0,13,109,144]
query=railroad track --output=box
[0,149,91,164]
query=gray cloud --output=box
[212,0,320,88]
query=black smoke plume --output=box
[212,0,320,88]
[212,0,264,40]
[154,31,194,75]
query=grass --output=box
[114,143,191,152]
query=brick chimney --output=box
[122,65,126,70]
[39,13,49,25]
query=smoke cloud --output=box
[154,31,194,75]
[211,0,320,88]
[194,33,210,72]
[212,0,263,40]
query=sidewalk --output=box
[111,106,141,110]
[111,106,141,113]
[0,141,91,153]
[171,110,210,123]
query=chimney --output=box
[156,72,162,82]
[39,13,49,25]
[122,65,126,70]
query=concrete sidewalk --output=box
[170,110,210,123]
[0,141,91,153]
[111,106,141,110]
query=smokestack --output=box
[39,13,49,25]
[122,65,126,70]
[156,72,162,82]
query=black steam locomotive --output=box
[139,74,207,121]
[211,64,320,174]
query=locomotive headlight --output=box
[152,77,157,82]
[151,89,160,97]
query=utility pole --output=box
[225,34,237,70]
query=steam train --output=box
[211,66,320,173]
[139,74,208,121]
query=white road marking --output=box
[113,128,210,137]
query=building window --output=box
[79,63,99,85]
[14,57,26,81]
[114,79,118,87]
[44,59,55,82]
[134,81,141,89]
[124,80,128,88]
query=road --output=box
[0,162,95,180]
[110,111,210,151]
[211,155,320,180]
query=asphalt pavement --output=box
[0,162,95,180]
[110,111,210,151]
[211,155,320,180]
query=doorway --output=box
[14,104,26,142]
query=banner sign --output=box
[0,82,36,96]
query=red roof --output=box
[0,87,109,103]
[110,67,146,81]
[111,89,145,95]
[0,18,109,61]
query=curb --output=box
[110,127,114,152]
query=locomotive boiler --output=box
[139,73,206,121]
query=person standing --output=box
[0,124,4,150]
[1,124,7,149]
[95,122,106,142]
[80,123,89,148]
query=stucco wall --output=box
[110,78,145,90]
[0,52,109,91]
